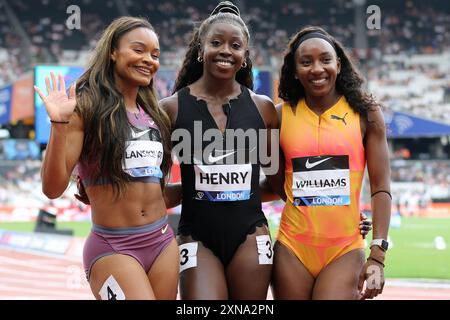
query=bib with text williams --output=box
[291,155,350,206]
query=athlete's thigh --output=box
[147,238,180,300]
[271,241,315,300]
[312,248,365,300]
[89,254,155,300]
[177,235,228,300]
[226,225,273,300]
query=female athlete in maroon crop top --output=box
[34,17,179,300]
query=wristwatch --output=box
[370,239,389,251]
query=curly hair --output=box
[173,4,253,92]
[75,17,172,198]
[278,26,377,118]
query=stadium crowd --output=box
[0,0,449,211]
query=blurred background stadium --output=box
[0,0,449,299]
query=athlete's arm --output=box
[359,105,391,299]
[159,93,179,127]
[262,103,286,201]
[251,94,284,202]
[164,182,182,209]
[35,73,84,199]
[159,94,183,208]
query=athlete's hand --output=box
[34,72,77,122]
[74,176,90,205]
[358,259,385,300]
[359,212,372,239]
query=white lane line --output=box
[0,256,78,272]
[0,267,69,279]
[0,284,92,299]
[386,279,450,289]
[0,276,90,290]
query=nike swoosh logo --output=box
[161,224,168,234]
[208,150,236,163]
[305,157,332,169]
[131,129,150,139]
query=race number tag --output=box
[179,242,198,273]
[256,235,273,265]
[99,275,125,300]
[292,155,350,206]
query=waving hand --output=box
[34,72,77,122]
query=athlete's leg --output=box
[177,235,228,300]
[312,248,365,300]
[271,241,315,300]
[89,254,155,300]
[147,238,180,299]
[226,225,272,300]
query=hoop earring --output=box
[197,56,203,63]
[241,61,247,68]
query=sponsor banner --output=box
[0,230,71,255]
[0,85,12,125]
[11,74,34,121]
[1,139,41,160]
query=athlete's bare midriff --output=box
[86,182,166,228]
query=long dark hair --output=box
[75,17,172,198]
[173,2,253,92]
[279,26,377,118]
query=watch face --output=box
[381,240,389,250]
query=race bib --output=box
[179,242,198,273]
[291,155,350,206]
[256,235,273,265]
[194,163,252,201]
[123,140,163,178]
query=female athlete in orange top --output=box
[269,26,391,300]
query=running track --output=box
[0,247,449,300]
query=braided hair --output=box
[173,1,253,92]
